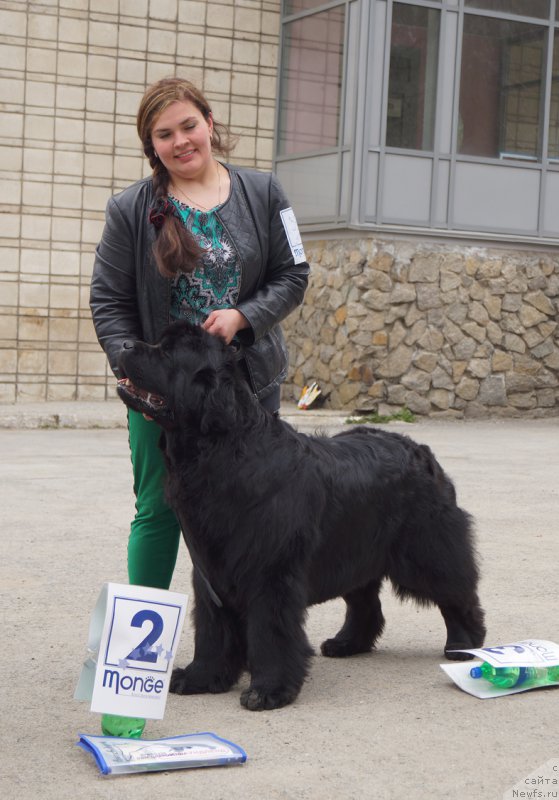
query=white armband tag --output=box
[280,207,306,265]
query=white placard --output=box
[280,207,306,264]
[75,583,188,720]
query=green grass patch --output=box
[345,407,416,425]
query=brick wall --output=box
[0,0,280,402]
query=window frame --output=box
[276,1,348,158]
[275,0,352,226]
[275,0,559,242]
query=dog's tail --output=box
[413,443,457,503]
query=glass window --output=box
[277,7,345,156]
[465,1,549,18]
[458,15,546,159]
[284,0,331,14]
[386,3,441,151]
[548,33,559,158]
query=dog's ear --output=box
[197,364,240,435]
[169,358,240,435]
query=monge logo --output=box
[103,669,164,696]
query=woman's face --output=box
[150,99,213,184]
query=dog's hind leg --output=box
[392,575,486,662]
[388,509,486,661]
[321,579,385,657]
[439,599,486,661]
[170,573,245,695]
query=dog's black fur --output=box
[117,321,486,710]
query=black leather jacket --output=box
[90,165,309,400]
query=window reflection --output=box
[459,15,546,159]
[283,0,329,14]
[386,3,440,151]
[548,32,559,158]
[277,7,344,156]
[465,1,549,19]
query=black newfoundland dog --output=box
[117,321,485,711]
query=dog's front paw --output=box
[240,686,299,711]
[170,663,235,695]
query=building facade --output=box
[278,0,559,417]
[1,0,558,416]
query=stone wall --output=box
[282,238,559,418]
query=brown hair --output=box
[137,77,237,277]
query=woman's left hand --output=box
[202,308,249,345]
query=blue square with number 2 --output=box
[104,596,183,675]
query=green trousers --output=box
[127,409,180,589]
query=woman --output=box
[90,77,309,590]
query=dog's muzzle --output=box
[117,378,165,410]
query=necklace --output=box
[172,160,221,211]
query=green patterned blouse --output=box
[169,197,240,324]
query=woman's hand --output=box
[202,308,249,344]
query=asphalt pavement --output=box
[1,400,558,800]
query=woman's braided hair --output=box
[137,77,237,277]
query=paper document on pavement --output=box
[77,732,247,775]
[441,639,559,698]
[447,639,559,667]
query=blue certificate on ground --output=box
[77,732,247,775]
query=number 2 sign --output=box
[75,583,188,720]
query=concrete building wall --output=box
[0,0,280,402]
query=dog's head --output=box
[116,320,243,431]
